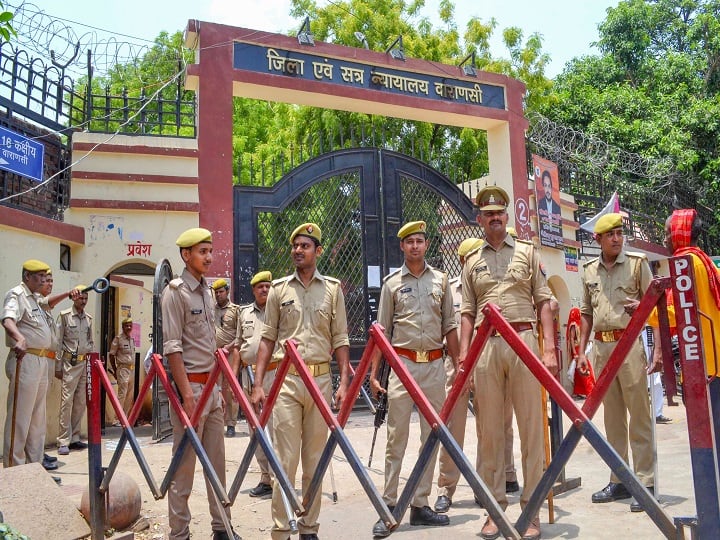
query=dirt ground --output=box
[19,396,702,540]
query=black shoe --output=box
[212,529,241,540]
[372,518,391,538]
[44,453,57,463]
[591,482,631,503]
[506,480,520,493]
[226,425,236,438]
[249,482,273,498]
[300,535,319,540]
[656,415,672,424]
[42,458,59,471]
[52,476,62,485]
[630,486,654,512]
[409,505,450,527]
[434,495,451,513]
[69,441,88,450]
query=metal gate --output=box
[234,148,482,362]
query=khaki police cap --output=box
[122,317,133,325]
[506,226,518,238]
[457,238,483,258]
[250,271,272,286]
[176,227,212,248]
[290,223,322,245]
[594,213,623,234]
[475,186,509,211]
[397,221,427,240]
[23,259,51,273]
[211,278,229,291]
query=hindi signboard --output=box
[0,126,45,182]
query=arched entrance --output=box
[234,147,482,362]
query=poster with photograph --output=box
[533,155,563,249]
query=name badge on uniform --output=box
[281,300,295,307]
[475,265,488,273]
[191,309,203,315]
[399,287,412,294]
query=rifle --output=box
[367,359,391,467]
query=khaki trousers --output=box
[437,358,517,499]
[116,364,134,416]
[255,368,276,484]
[3,352,49,467]
[594,337,654,487]
[57,359,87,447]
[474,331,543,509]
[270,373,331,540]
[383,356,445,508]
[222,350,241,427]
[168,383,229,539]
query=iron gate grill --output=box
[255,171,367,346]
[399,175,483,280]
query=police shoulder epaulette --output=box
[272,275,292,286]
[383,268,402,282]
[515,238,533,246]
[583,257,599,268]
[59,307,72,316]
[449,275,461,285]
[625,251,647,260]
[169,277,183,289]
[325,276,341,285]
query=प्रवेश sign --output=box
[0,126,45,182]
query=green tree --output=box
[541,0,720,236]
[0,1,16,42]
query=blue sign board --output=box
[233,43,506,110]
[0,126,45,182]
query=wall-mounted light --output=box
[459,51,477,77]
[354,31,370,50]
[386,35,405,61]
[297,16,314,46]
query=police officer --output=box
[2,260,54,469]
[211,278,242,438]
[56,285,93,455]
[251,223,350,540]
[238,270,274,498]
[460,187,556,540]
[435,237,520,512]
[577,213,655,511]
[370,220,459,537]
[109,317,136,417]
[161,227,239,540]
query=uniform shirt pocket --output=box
[396,286,418,311]
[241,320,255,340]
[280,301,301,327]
[506,261,531,284]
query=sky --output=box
[29,0,620,78]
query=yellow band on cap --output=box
[397,221,427,240]
[594,213,623,234]
[22,259,51,273]
[176,227,212,248]
[290,223,322,245]
[211,278,228,290]
[251,271,272,286]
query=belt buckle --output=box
[601,331,615,342]
[416,350,429,363]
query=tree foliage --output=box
[542,0,720,217]
[0,1,16,42]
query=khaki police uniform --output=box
[377,262,456,508]
[56,305,93,447]
[109,331,136,415]
[162,267,230,539]
[261,270,349,540]
[2,282,53,467]
[581,250,654,487]
[237,301,274,484]
[461,236,552,509]
[436,277,517,500]
[214,298,241,428]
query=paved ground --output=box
[24,398,700,539]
